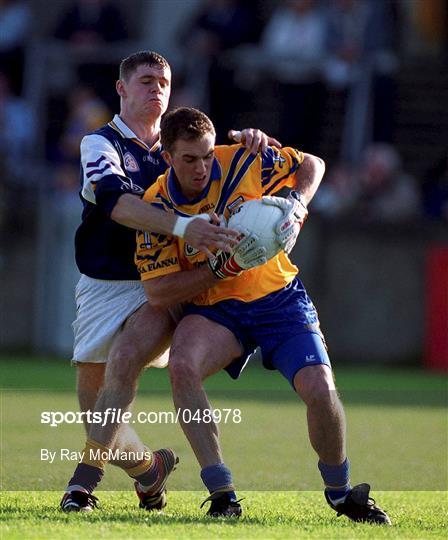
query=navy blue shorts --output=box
[184,278,331,388]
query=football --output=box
[228,198,283,260]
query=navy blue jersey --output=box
[75,115,168,279]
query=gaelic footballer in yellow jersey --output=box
[136,143,303,305]
[134,108,392,524]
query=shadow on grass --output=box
[2,387,446,407]
[2,357,447,407]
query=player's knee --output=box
[107,345,144,387]
[295,365,336,407]
[168,347,202,389]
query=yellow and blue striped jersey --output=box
[135,144,304,305]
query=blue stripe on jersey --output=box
[225,152,256,196]
[216,151,256,214]
[264,160,300,195]
[86,163,111,178]
[154,193,192,217]
[261,147,280,187]
[215,148,246,214]
[86,155,107,168]
[261,169,271,185]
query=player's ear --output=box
[161,150,172,166]
[116,79,126,98]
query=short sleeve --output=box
[261,146,304,195]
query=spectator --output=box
[0,0,31,94]
[258,0,327,153]
[0,70,35,247]
[59,85,110,162]
[178,0,262,138]
[55,85,110,193]
[222,0,327,152]
[53,0,128,45]
[52,0,129,109]
[311,161,358,218]
[356,143,420,223]
[0,70,35,183]
[323,0,398,161]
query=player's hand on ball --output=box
[208,231,267,279]
[262,191,308,254]
[182,213,239,258]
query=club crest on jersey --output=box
[184,244,200,257]
[124,152,140,172]
[227,196,244,215]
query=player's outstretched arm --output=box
[111,194,238,255]
[262,153,325,253]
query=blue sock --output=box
[318,458,351,505]
[200,463,236,500]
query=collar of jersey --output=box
[167,158,221,206]
[110,114,161,152]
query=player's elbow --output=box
[304,153,325,175]
[302,154,326,188]
[316,156,326,175]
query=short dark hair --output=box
[161,107,216,153]
[119,50,170,81]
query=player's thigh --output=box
[108,302,175,373]
[169,314,243,379]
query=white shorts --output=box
[72,275,163,365]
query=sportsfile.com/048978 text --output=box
[40,408,242,427]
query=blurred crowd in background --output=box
[0,0,447,357]
[0,0,447,242]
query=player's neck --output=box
[119,113,161,148]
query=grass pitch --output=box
[2,491,447,539]
[1,355,447,538]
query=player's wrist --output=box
[173,214,210,239]
[172,216,191,238]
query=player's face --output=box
[166,133,216,200]
[118,64,171,119]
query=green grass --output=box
[2,491,447,539]
[1,355,447,538]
